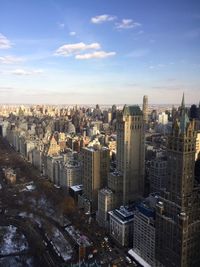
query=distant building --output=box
[158,112,168,125]
[4,168,16,184]
[195,131,200,160]
[46,133,61,156]
[143,95,148,123]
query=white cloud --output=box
[149,63,166,70]
[11,69,44,75]
[55,42,101,56]
[115,19,141,29]
[75,51,116,60]
[91,14,116,24]
[0,33,12,49]
[158,64,165,68]
[69,31,76,36]
[0,55,24,64]
[58,23,65,28]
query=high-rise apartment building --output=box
[155,95,200,267]
[132,202,156,266]
[143,95,148,123]
[116,105,145,204]
[158,112,168,125]
[149,158,167,193]
[96,188,114,228]
[82,146,109,212]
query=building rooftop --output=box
[136,202,155,219]
[100,188,113,195]
[110,169,123,177]
[123,105,143,116]
[70,184,83,192]
[109,206,134,224]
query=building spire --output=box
[181,92,185,108]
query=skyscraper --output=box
[82,146,109,212]
[116,105,145,204]
[143,95,148,123]
[155,95,200,267]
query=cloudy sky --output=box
[0,0,200,104]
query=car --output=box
[88,254,93,259]
[104,236,109,242]
[125,256,132,264]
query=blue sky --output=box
[0,0,200,104]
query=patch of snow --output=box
[0,225,29,256]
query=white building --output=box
[108,206,134,247]
[195,131,200,160]
[133,203,156,266]
[158,112,168,125]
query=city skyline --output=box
[0,0,200,104]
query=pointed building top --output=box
[180,112,190,134]
[181,93,185,108]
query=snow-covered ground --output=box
[0,255,35,267]
[65,225,92,247]
[0,225,29,256]
[18,212,43,228]
[46,226,73,261]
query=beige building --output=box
[82,146,109,212]
[116,105,145,204]
[46,134,60,156]
[96,188,114,228]
[4,168,16,184]
[143,95,148,123]
[195,131,200,160]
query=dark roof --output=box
[123,105,143,116]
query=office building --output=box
[149,158,167,193]
[96,188,114,228]
[132,200,157,267]
[155,95,200,267]
[116,105,145,204]
[108,206,134,247]
[81,146,109,212]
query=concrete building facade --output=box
[116,105,145,204]
[82,146,109,212]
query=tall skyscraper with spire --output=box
[116,105,145,204]
[155,94,200,267]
